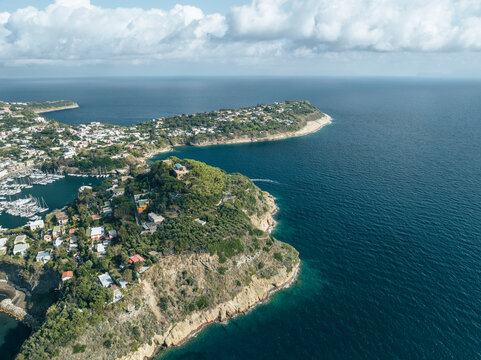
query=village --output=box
[0,99,314,179]
[0,160,193,306]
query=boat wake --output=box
[251,178,281,184]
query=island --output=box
[0,99,330,359]
[1,158,299,360]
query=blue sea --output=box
[0,77,480,359]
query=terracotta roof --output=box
[61,271,74,280]
[129,254,145,263]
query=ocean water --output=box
[0,77,480,359]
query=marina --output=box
[0,175,103,230]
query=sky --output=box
[1,0,481,77]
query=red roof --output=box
[129,254,145,264]
[61,271,74,280]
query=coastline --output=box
[33,104,79,114]
[120,262,300,360]
[119,193,300,360]
[143,113,332,163]
[190,113,332,147]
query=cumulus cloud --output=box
[1,0,481,66]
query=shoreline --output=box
[33,104,79,114]
[120,194,300,360]
[121,261,301,360]
[143,113,332,163]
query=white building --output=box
[13,243,29,256]
[28,219,44,231]
[98,272,114,287]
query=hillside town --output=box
[0,99,320,178]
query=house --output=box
[29,219,44,231]
[137,199,151,213]
[52,225,64,239]
[36,250,52,264]
[195,218,207,226]
[69,228,78,235]
[13,243,29,256]
[107,230,117,240]
[53,238,63,249]
[90,226,104,241]
[173,163,189,178]
[14,235,27,244]
[56,212,69,225]
[98,272,114,287]
[129,254,145,264]
[91,214,101,220]
[96,243,106,254]
[148,213,164,224]
[68,236,78,252]
[61,271,74,282]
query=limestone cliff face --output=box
[120,262,298,360]
[248,192,277,233]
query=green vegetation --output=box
[11,157,292,359]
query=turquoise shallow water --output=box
[0,78,480,359]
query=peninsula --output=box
[0,99,331,177]
[0,100,330,359]
[1,158,299,360]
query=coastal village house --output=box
[36,249,52,264]
[137,199,151,213]
[61,271,74,282]
[90,226,105,241]
[148,212,164,224]
[13,235,30,256]
[173,163,189,178]
[29,219,44,231]
[129,254,145,264]
[56,212,69,225]
[98,272,114,287]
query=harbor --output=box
[0,175,103,230]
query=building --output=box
[61,271,74,282]
[90,226,104,241]
[129,254,145,264]
[96,243,106,254]
[14,235,27,244]
[13,243,29,256]
[53,238,63,249]
[107,230,117,240]
[137,199,151,213]
[195,218,207,226]
[98,272,114,287]
[36,250,52,264]
[56,212,69,225]
[29,219,44,231]
[173,163,189,178]
[52,225,64,239]
[148,213,164,224]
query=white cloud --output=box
[1,0,481,67]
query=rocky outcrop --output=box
[120,261,299,360]
[248,192,278,233]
